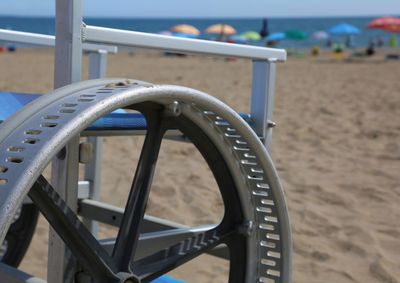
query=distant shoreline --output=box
[0,16,398,49]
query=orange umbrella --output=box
[205,24,237,35]
[170,24,200,35]
[367,16,400,29]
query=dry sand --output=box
[0,48,399,282]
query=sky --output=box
[0,0,399,18]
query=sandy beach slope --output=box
[0,49,399,282]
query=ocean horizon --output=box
[0,15,397,48]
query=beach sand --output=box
[1,48,399,282]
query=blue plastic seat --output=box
[0,92,251,130]
[151,275,185,283]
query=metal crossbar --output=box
[0,29,117,53]
[83,25,286,61]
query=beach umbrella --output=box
[240,31,262,41]
[312,31,329,40]
[328,23,360,35]
[384,25,400,33]
[205,24,236,35]
[170,24,200,36]
[285,30,308,40]
[367,17,400,48]
[266,32,286,41]
[367,17,400,30]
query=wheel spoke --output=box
[133,225,233,282]
[226,234,247,283]
[28,176,119,281]
[112,112,165,271]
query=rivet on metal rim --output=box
[238,220,255,237]
[165,101,181,117]
[267,120,277,128]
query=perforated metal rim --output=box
[181,105,290,282]
[0,79,291,282]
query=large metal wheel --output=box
[0,79,291,282]
[0,204,39,267]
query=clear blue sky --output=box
[0,0,399,18]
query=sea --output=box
[0,16,397,49]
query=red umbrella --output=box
[367,16,400,30]
[383,24,400,33]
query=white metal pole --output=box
[54,1,83,88]
[83,50,108,235]
[49,0,83,282]
[88,50,108,80]
[251,60,277,150]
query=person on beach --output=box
[366,39,375,56]
[389,34,398,48]
[326,38,333,48]
[259,18,269,38]
[377,36,384,47]
[345,36,354,48]
[333,42,344,53]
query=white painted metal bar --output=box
[88,51,108,79]
[49,137,80,283]
[82,50,108,235]
[0,28,117,53]
[83,138,103,230]
[53,1,83,88]
[83,25,287,61]
[77,181,90,199]
[251,60,277,149]
[49,0,83,282]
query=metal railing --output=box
[83,24,286,61]
[0,28,117,53]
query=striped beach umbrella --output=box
[170,24,200,36]
[205,24,236,35]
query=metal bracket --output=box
[81,22,87,42]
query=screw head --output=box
[238,220,254,236]
[165,101,181,117]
